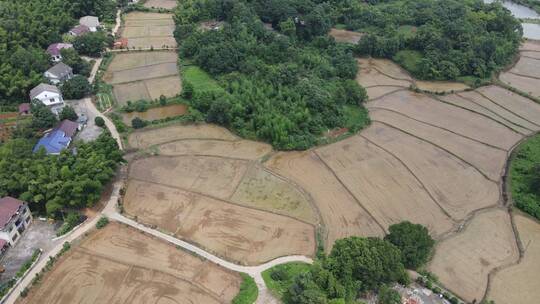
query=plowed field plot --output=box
[158,139,272,160]
[367,90,523,150]
[103,51,181,105]
[144,0,177,9]
[362,123,499,220]
[428,209,519,303]
[356,58,412,88]
[415,80,469,92]
[266,151,385,251]
[317,134,454,237]
[329,29,364,44]
[124,180,315,265]
[128,124,238,149]
[121,12,176,48]
[500,48,540,98]
[488,214,540,304]
[19,223,241,304]
[519,40,540,52]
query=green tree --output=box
[61,76,92,99]
[94,116,105,127]
[30,103,57,130]
[182,81,194,99]
[73,32,109,57]
[385,221,435,269]
[378,285,400,304]
[59,106,78,121]
[131,117,147,129]
[60,48,91,76]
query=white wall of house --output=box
[0,205,33,246]
[51,54,62,62]
[34,91,64,107]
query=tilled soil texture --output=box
[18,223,242,304]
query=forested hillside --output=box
[0,0,117,104]
[176,0,369,150]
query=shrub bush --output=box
[94,116,105,127]
[96,216,109,229]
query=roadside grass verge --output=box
[261,262,311,299]
[232,273,258,304]
[510,133,540,220]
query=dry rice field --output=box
[428,209,519,303]
[121,12,176,49]
[144,0,177,9]
[500,44,540,98]
[329,28,364,44]
[19,223,241,304]
[488,214,540,304]
[103,51,181,105]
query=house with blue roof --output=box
[32,130,72,155]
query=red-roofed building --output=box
[18,103,31,115]
[0,197,32,246]
[114,38,128,49]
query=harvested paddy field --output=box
[122,104,187,124]
[158,138,272,160]
[365,86,405,100]
[415,80,469,92]
[367,90,523,150]
[329,28,364,44]
[128,124,238,149]
[356,58,412,88]
[144,0,177,9]
[121,12,176,49]
[476,85,540,126]
[362,123,500,220]
[488,214,540,304]
[428,209,519,303]
[19,223,241,304]
[500,45,540,98]
[123,180,315,265]
[103,51,181,105]
[266,151,385,251]
[316,135,454,237]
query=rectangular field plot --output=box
[144,0,177,9]
[121,12,176,49]
[104,51,181,105]
[124,180,316,265]
[19,223,241,304]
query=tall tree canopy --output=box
[385,221,435,269]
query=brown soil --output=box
[369,108,507,182]
[362,123,499,220]
[428,209,519,303]
[158,139,272,160]
[121,12,176,48]
[329,28,364,44]
[356,59,412,88]
[316,134,454,237]
[129,155,249,199]
[476,85,540,126]
[367,90,523,150]
[122,104,188,124]
[144,0,177,10]
[519,40,540,52]
[19,223,241,304]
[366,86,404,100]
[123,180,315,265]
[415,80,469,93]
[488,214,540,304]
[266,151,385,251]
[500,72,540,98]
[128,124,238,149]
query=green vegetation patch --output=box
[510,134,540,219]
[182,66,224,93]
[262,262,312,299]
[393,50,422,77]
[232,273,258,304]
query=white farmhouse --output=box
[79,16,100,32]
[44,62,73,84]
[0,197,33,246]
[29,83,65,115]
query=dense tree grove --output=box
[510,134,540,220]
[282,236,409,304]
[61,75,92,99]
[344,0,522,80]
[0,132,122,216]
[385,221,435,269]
[0,0,117,104]
[175,0,369,149]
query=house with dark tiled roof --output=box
[44,62,73,84]
[69,24,90,37]
[0,197,32,246]
[46,43,73,62]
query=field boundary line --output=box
[366,105,509,151]
[369,117,499,183]
[508,70,540,80]
[357,133,457,223]
[362,57,416,82]
[108,60,177,72]
[110,73,180,85]
[311,150,387,233]
[365,87,408,101]
[454,92,535,133]
[126,177,318,227]
[473,88,540,128]
[431,95,529,136]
